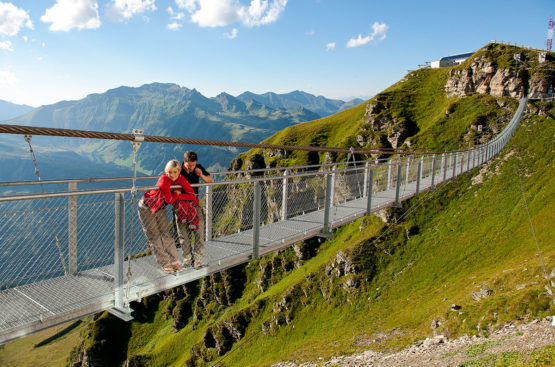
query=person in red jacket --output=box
[138,159,198,274]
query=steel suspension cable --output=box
[0,123,437,156]
[23,135,68,275]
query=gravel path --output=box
[272,317,555,366]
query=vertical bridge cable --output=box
[23,135,68,275]
[349,146,363,199]
[126,129,144,307]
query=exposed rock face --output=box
[360,97,416,150]
[444,52,553,99]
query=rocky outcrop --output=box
[445,56,527,98]
[445,50,554,99]
[359,96,417,151]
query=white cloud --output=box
[175,0,287,28]
[224,27,237,39]
[189,0,238,27]
[0,70,17,85]
[105,0,157,22]
[175,0,198,13]
[346,21,388,48]
[306,29,314,36]
[168,6,185,20]
[37,56,43,61]
[41,0,101,31]
[0,40,13,51]
[238,0,287,26]
[326,42,335,51]
[167,21,182,30]
[0,2,33,36]
[22,35,28,42]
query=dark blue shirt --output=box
[180,163,210,194]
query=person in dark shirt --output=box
[175,151,212,268]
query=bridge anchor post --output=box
[110,193,133,321]
[320,171,333,239]
[366,169,373,216]
[393,163,402,208]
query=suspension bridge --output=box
[0,97,527,344]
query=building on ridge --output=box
[430,52,474,68]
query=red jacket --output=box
[142,174,198,213]
[173,200,199,230]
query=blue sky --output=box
[0,0,552,107]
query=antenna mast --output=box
[547,15,554,52]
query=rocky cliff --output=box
[444,44,554,99]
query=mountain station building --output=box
[431,52,474,68]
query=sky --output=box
[0,0,552,107]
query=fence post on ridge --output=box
[68,182,77,275]
[252,181,261,260]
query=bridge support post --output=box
[366,169,373,216]
[467,150,471,171]
[405,157,411,186]
[330,165,337,205]
[322,172,333,238]
[416,161,422,195]
[394,163,402,207]
[110,193,132,320]
[452,152,457,178]
[387,160,392,190]
[281,169,288,221]
[68,182,77,275]
[252,181,261,260]
[363,162,369,197]
[442,153,448,183]
[430,154,436,188]
[205,186,212,241]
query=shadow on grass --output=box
[34,320,82,348]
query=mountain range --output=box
[0,85,365,182]
[0,99,34,121]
